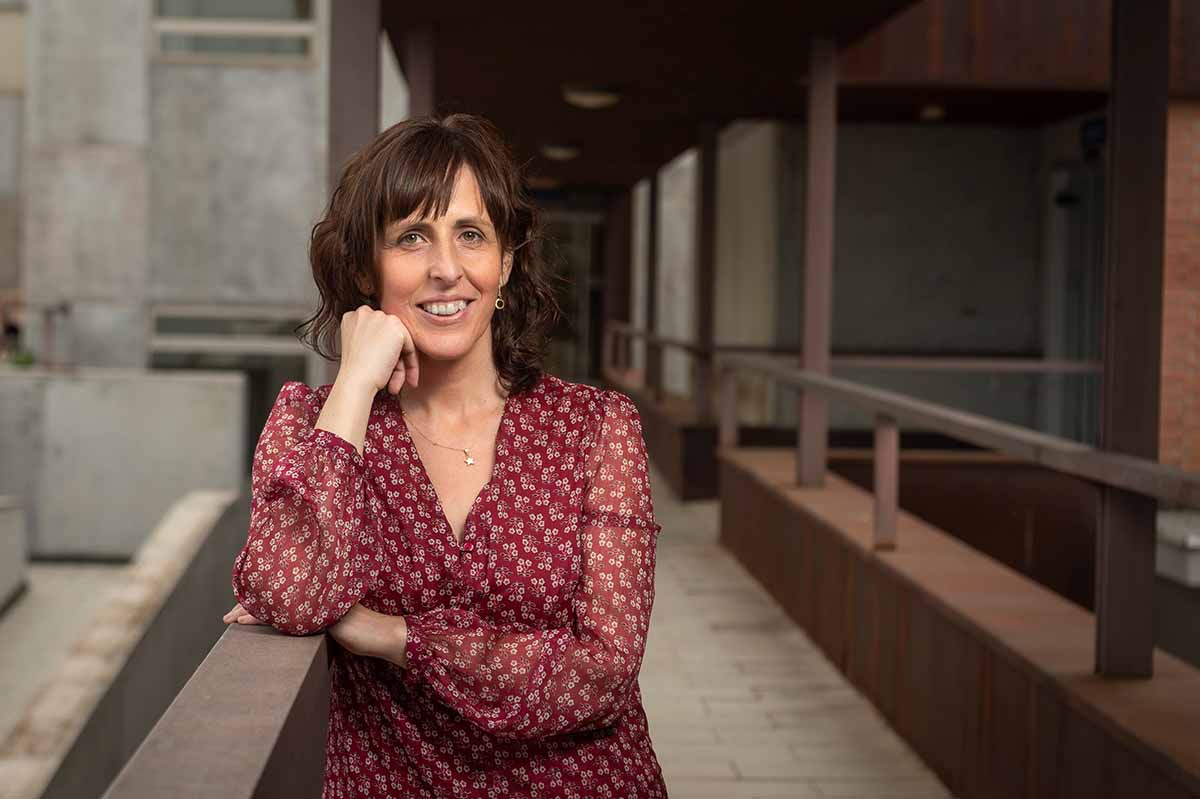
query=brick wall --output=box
[1161,101,1200,472]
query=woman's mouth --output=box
[418,299,472,322]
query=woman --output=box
[223,114,668,798]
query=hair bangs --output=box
[376,132,464,236]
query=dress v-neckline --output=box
[397,390,517,549]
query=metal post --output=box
[873,414,898,550]
[719,364,738,448]
[796,37,837,487]
[1094,0,1169,679]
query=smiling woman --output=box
[227,114,668,799]
[301,114,561,397]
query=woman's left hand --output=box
[327,604,409,667]
[222,601,408,667]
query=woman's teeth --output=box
[422,300,468,316]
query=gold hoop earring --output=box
[494,291,505,310]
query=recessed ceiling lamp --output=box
[562,84,621,110]
[919,103,946,122]
[527,176,561,191]
[541,143,580,161]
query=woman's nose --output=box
[427,239,464,282]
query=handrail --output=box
[602,320,1103,422]
[717,352,1200,508]
[103,625,331,799]
[605,320,1103,371]
[713,350,1187,678]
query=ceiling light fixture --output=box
[562,84,621,110]
[527,176,561,191]
[541,143,580,161]
[919,104,946,122]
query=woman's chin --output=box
[413,335,477,361]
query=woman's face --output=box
[374,166,512,363]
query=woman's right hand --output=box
[338,305,419,395]
[223,602,263,625]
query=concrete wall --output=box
[774,123,1044,430]
[0,91,18,292]
[21,0,151,367]
[716,121,781,424]
[0,1,20,290]
[148,62,326,306]
[0,490,243,799]
[0,495,26,613]
[656,148,698,396]
[0,369,245,557]
[19,0,332,361]
[379,30,409,131]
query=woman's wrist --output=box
[314,372,377,456]
[383,615,410,668]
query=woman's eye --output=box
[461,230,483,243]
[399,232,423,245]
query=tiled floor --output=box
[0,563,128,746]
[639,465,956,799]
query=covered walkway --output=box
[640,464,953,798]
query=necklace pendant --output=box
[464,449,475,466]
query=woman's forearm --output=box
[315,372,376,457]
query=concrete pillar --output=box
[1095,0,1170,678]
[21,0,151,368]
[796,38,837,486]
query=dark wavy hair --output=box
[296,113,562,396]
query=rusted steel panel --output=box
[981,653,1034,799]
[840,0,1200,96]
[1030,679,1065,799]
[1059,712,1108,799]
[928,617,970,792]
[719,453,1200,798]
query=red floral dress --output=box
[231,371,668,798]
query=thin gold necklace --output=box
[399,398,505,467]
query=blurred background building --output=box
[0,1,1198,798]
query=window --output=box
[152,0,317,66]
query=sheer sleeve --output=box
[231,381,384,636]
[400,388,661,739]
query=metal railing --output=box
[602,319,1102,424]
[714,351,1197,678]
[602,320,1184,675]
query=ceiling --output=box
[382,1,923,192]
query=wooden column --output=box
[645,175,663,400]
[797,38,837,486]
[403,24,436,118]
[602,191,634,377]
[1094,0,1170,678]
[326,0,381,382]
[694,123,719,421]
[328,0,380,194]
